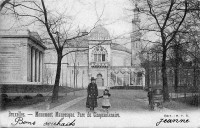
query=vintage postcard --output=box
[0,0,200,127]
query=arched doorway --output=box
[96,73,104,87]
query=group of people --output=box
[86,77,111,112]
[86,77,159,111]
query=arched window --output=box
[92,46,108,62]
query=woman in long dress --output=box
[86,77,98,111]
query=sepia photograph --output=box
[0,0,200,127]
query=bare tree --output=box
[2,0,103,102]
[131,0,189,102]
[168,1,200,93]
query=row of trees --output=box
[135,0,200,102]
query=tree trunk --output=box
[193,66,196,88]
[51,51,62,102]
[174,66,178,93]
[162,49,170,102]
[147,53,150,88]
[73,63,76,96]
[174,44,180,93]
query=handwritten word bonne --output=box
[11,117,36,126]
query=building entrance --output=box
[96,73,104,87]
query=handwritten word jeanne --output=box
[156,118,190,126]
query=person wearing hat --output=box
[86,77,98,111]
[98,89,111,112]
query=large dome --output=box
[89,26,111,40]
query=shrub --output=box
[1,94,12,103]
[1,94,8,99]
[190,95,199,106]
[4,98,12,102]
[13,96,23,101]
[35,94,43,97]
[23,95,33,99]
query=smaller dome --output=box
[89,26,111,40]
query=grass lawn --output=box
[163,100,194,110]
[163,96,200,111]
[30,95,80,110]
[172,95,200,107]
[1,94,80,110]
[1,96,46,110]
[0,84,83,93]
[0,84,83,110]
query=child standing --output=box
[98,89,111,112]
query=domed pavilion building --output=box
[44,24,145,89]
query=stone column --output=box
[39,52,43,82]
[35,50,39,82]
[27,45,32,82]
[37,51,40,82]
[32,48,35,82]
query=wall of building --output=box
[0,38,28,83]
[0,35,45,84]
[111,50,131,66]
[43,47,89,88]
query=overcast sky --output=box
[0,0,135,47]
[47,0,134,36]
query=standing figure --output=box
[98,89,111,112]
[86,77,98,111]
[147,87,153,109]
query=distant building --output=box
[0,30,46,84]
[44,4,145,89]
[44,25,145,89]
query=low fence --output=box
[146,67,200,107]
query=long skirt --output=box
[86,97,97,108]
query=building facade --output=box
[0,30,46,84]
[44,23,145,89]
[43,3,145,89]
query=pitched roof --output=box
[0,30,46,49]
[111,43,131,54]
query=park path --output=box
[23,89,196,112]
[56,90,153,112]
[54,89,181,113]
